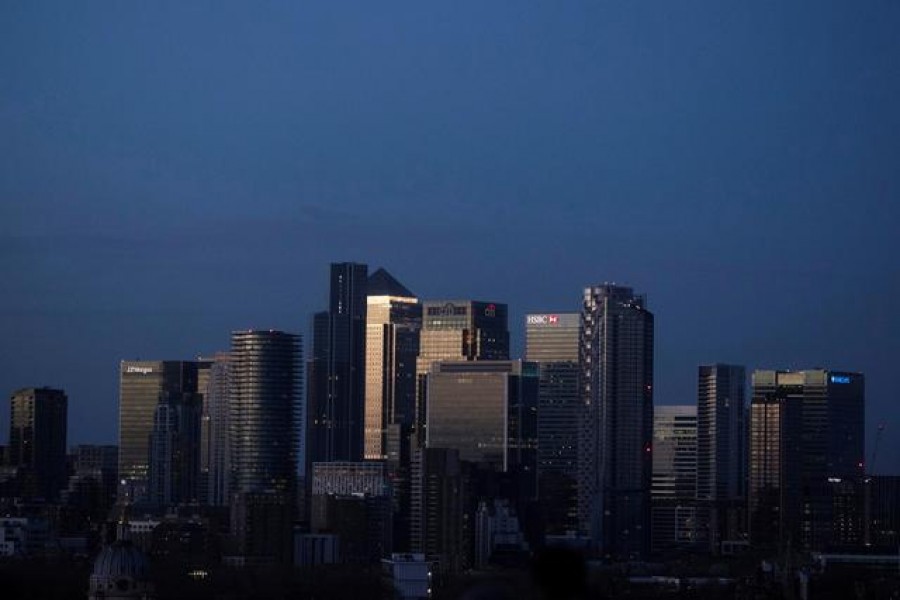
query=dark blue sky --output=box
[2,2,899,471]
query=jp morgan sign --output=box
[527,314,560,326]
[125,366,154,375]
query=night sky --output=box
[2,2,899,471]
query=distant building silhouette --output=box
[229,330,301,495]
[696,364,747,553]
[410,447,469,576]
[118,361,203,505]
[579,284,654,559]
[229,330,301,564]
[203,353,232,507]
[749,369,864,551]
[308,262,368,465]
[8,387,67,501]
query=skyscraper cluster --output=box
[1,260,885,578]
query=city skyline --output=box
[2,269,896,476]
[2,2,898,472]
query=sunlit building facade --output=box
[414,300,509,446]
[364,268,421,460]
[425,360,537,480]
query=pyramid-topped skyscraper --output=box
[364,268,421,461]
[367,267,415,299]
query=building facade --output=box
[364,268,421,460]
[8,387,67,500]
[229,330,302,496]
[749,370,864,551]
[410,447,468,576]
[651,405,698,554]
[118,361,204,504]
[696,364,747,552]
[204,353,232,506]
[310,461,391,563]
[414,300,509,446]
[309,262,368,465]
[425,360,538,485]
[229,330,302,564]
[579,284,654,559]
[525,312,580,535]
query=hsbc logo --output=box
[527,314,559,325]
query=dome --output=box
[92,541,150,580]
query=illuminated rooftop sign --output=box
[527,314,559,325]
[125,366,154,375]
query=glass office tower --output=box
[364,268,421,460]
[425,360,537,480]
[414,300,509,446]
[118,361,202,504]
[309,263,368,464]
[696,364,746,552]
[525,313,580,535]
[9,387,67,500]
[749,369,864,551]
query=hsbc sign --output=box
[527,314,560,326]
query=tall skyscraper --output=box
[118,361,202,504]
[415,300,509,445]
[148,366,205,506]
[230,330,302,495]
[205,353,232,506]
[525,312,580,535]
[364,268,421,460]
[749,369,864,551]
[229,330,302,565]
[696,364,746,552]
[8,387,67,500]
[651,405,698,554]
[417,300,509,368]
[309,263,368,464]
[579,284,654,559]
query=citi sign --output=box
[527,314,559,326]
